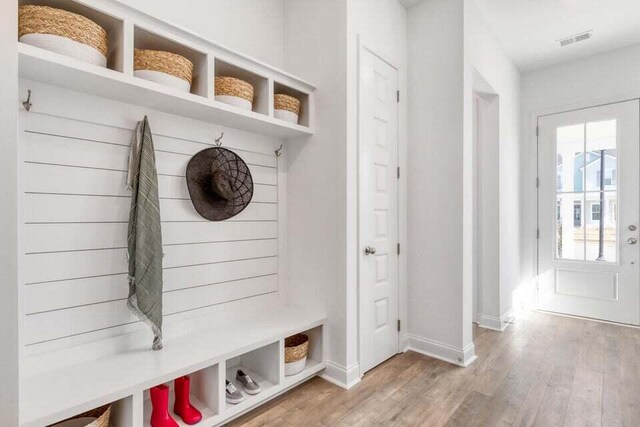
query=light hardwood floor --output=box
[229,311,640,426]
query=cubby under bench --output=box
[20,308,326,427]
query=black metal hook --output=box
[275,145,283,157]
[214,132,224,147]
[23,89,32,112]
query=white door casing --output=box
[537,100,640,325]
[359,45,400,374]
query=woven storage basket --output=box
[134,48,194,93]
[215,76,254,111]
[274,93,301,124]
[52,404,111,427]
[274,94,301,115]
[285,333,309,376]
[19,5,108,67]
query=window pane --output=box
[586,120,617,192]
[556,193,585,260]
[583,192,617,262]
[591,202,601,221]
[556,124,585,193]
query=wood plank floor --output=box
[228,311,640,426]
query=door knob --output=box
[628,238,638,245]
[364,246,377,255]
[629,225,638,231]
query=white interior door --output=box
[538,100,640,325]
[359,46,399,374]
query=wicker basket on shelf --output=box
[134,48,194,92]
[275,94,301,115]
[284,333,309,376]
[274,93,301,124]
[215,76,254,110]
[18,5,108,67]
[51,404,111,427]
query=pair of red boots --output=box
[150,375,202,426]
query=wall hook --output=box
[214,132,224,147]
[23,89,32,112]
[275,144,283,157]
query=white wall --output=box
[521,43,640,299]
[0,0,19,424]
[406,0,520,363]
[283,0,350,385]
[19,80,285,376]
[473,91,501,324]
[465,0,521,327]
[118,0,286,68]
[407,0,473,364]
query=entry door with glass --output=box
[538,100,640,325]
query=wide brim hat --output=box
[186,147,254,221]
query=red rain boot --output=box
[174,375,203,425]
[150,385,179,427]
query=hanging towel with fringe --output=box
[126,116,164,350]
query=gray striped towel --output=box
[126,116,164,350]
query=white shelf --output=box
[224,365,277,418]
[19,306,325,427]
[143,393,217,427]
[17,1,320,425]
[283,359,324,387]
[18,43,314,139]
[222,361,325,424]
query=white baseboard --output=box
[320,361,361,389]
[407,334,477,367]
[401,333,410,353]
[478,310,514,332]
[502,310,516,324]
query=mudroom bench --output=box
[20,307,325,427]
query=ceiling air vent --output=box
[558,30,593,47]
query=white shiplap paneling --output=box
[20,83,283,352]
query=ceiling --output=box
[399,0,640,72]
[476,0,640,71]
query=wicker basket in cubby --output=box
[215,76,254,111]
[274,94,301,124]
[51,404,111,427]
[134,48,194,93]
[18,5,108,67]
[284,333,309,376]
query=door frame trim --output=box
[356,35,405,378]
[533,96,640,313]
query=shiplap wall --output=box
[19,80,286,371]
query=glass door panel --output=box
[554,120,617,263]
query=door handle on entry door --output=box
[628,238,638,245]
[364,246,377,255]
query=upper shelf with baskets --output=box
[17,0,315,139]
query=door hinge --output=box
[397,243,401,255]
[536,126,539,137]
[536,229,540,239]
[397,90,400,103]
[397,167,400,179]
[536,177,539,188]
[397,319,401,332]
